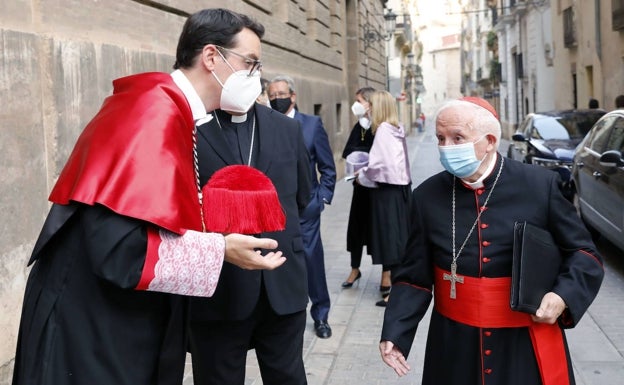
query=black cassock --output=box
[12,204,186,385]
[342,122,374,259]
[381,154,604,385]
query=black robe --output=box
[12,204,186,385]
[381,154,604,385]
[342,122,374,257]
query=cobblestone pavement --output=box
[184,131,624,385]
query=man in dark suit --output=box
[268,75,337,339]
[188,77,312,385]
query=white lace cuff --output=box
[141,229,225,297]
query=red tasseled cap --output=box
[460,96,499,120]
[202,165,286,234]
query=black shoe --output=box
[314,321,332,339]
[379,285,391,297]
[341,271,362,288]
[375,299,388,307]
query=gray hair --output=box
[356,86,376,103]
[269,75,296,93]
[434,99,501,144]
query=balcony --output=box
[513,0,528,16]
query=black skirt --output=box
[368,183,411,267]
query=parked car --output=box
[569,109,624,251]
[507,109,606,199]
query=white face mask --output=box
[213,52,262,114]
[351,101,366,118]
[359,117,371,130]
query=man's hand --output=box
[223,234,285,270]
[532,292,566,324]
[379,340,410,377]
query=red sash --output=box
[434,266,570,385]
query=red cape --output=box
[49,72,201,234]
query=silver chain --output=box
[451,156,505,265]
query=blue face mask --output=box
[438,136,487,178]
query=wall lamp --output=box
[362,8,397,50]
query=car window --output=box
[520,116,532,136]
[568,112,606,137]
[533,117,571,140]
[587,116,617,153]
[606,117,624,153]
[532,111,605,141]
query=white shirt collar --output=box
[286,108,296,119]
[170,69,212,125]
[462,152,497,190]
[231,113,248,123]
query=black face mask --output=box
[270,97,292,114]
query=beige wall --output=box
[0,0,388,382]
[552,0,624,110]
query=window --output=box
[613,0,624,31]
[563,7,577,48]
[587,116,616,153]
[606,118,624,153]
[335,103,342,134]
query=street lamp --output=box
[362,9,397,91]
[362,9,397,50]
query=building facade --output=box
[415,1,463,119]
[462,0,624,137]
[0,0,390,382]
[551,0,624,111]
[460,0,555,137]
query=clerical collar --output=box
[170,69,212,124]
[462,152,498,190]
[214,109,254,125]
[231,113,248,123]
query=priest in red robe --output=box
[379,97,604,385]
[12,8,283,385]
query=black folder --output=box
[510,221,562,314]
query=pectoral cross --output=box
[443,261,464,299]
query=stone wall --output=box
[0,0,387,383]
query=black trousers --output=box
[188,290,307,385]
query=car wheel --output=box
[573,190,601,241]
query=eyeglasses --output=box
[215,45,262,76]
[268,91,292,99]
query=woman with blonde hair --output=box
[356,91,412,306]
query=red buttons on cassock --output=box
[484,369,493,374]
[482,257,491,263]
[485,349,492,356]
[482,241,491,247]
[484,331,492,337]
[477,189,485,195]
[480,223,489,229]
